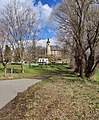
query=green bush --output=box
[11,63,21,65]
[13,68,21,73]
[0,68,4,72]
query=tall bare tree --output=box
[53,0,99,77]
[0,0,38,73]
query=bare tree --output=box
[0,39,11,77]
[36,46,46,57]
[0,0,38,73]
[53,0,99,77]
[25,40,37,68]
[56,20,75,66]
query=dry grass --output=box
[0,74,99,120]
[0,65,99,120]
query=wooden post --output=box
[11,68,13,77]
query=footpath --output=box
[0,79,41,108]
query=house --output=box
[37,58,49,64]
[46,38,61,56]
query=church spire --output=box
[47,38,50,43]
[46,38,51,55]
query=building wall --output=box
[46,43,51,55]
[51,50,61,57]
[38,58,49,64]
[46,39,61,57]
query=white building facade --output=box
[37,58,49,64]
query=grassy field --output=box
[0,65,99,120]
[0,64,64,80]
[0,63,99,81]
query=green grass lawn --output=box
[0,63,99,82]
[0,64,69,80]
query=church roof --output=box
[50,45,61,51]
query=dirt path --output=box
[0,79,41,109]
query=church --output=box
[37,39,62,64]
[46,38,61,57]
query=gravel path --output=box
[0,79,41,109]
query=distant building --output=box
[37,39,62,64]
[46,38,61,56]
[37,58,49,64]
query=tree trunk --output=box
[79,65,85,77]
[85,60,99,78]
[21,61,24,73]
[10,68,13,77]
[4,65,7,77]
[85,51,95,77]
[75,56,85,77]
[74,55,80,73]
[29,61,31,68]
[69,55,74,69]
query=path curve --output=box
[0,79,41,109]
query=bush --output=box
[13,68,21,73]
[0,68,4,72]
[11,62,21,65]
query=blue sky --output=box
[34,0,60,7]
[33,0,61,41]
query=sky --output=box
[0,0,61,46]
[33,0,61,44]
[34,0,60,7]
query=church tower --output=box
[46,38,51,55]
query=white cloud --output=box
[36,38,57,47]
[0,0,34,9]
[0,0,53,29]
[48,29,54,33]
[33,1,52,28]
[0,0,7,7]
